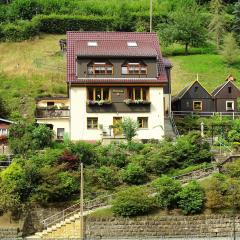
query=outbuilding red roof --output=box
[67,31,167,84]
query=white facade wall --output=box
[37,100,70,108]
[36,118,70,138]
[70,87,164,141]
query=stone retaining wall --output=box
[85,215,240,239]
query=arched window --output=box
[122,60,147,75]
[87,61,113,75]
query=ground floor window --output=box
[87,117,98,129]
[57,128,65,140]
[138,117,148,128]
[0,129,7,136]
[193,101,202,111]
[226,100,234,111]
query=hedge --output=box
[1,20,39,42]
[32,14,115,34]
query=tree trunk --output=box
[185,43,189,55]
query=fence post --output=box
[233,112,235,120]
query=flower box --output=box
[124,99,151,105]
[87,100,112,106]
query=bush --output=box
[204,174,228,210]
[33,14,114,34]
[122,163,148,185]
[152,176,181,210]
[97,166,119,190]
[1,20,39,42]
[112,186,153,217]
[178,181,204,215]
[69,141,97,166]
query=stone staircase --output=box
[164,116,178,138]
[27,195,114,239]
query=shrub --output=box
[1,20,39,42]
[223,160,240,178]
[119,117,139,143]
[33,14,114,34]
[58,150,78,170]
[97,166,119,190]
[204,174,228,210]
[178,181,204,215]
[112,186,153,217]
[152,176,181,210]
[122,163,148,185]
[69,141,97,166]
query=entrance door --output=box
[113,117,122,136]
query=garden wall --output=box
[85,215,240,238]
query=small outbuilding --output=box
[172,81,214,112]
[212,79,240,112]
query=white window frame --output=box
[0,128,8,136]
[226,100,234,111]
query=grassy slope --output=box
[1,34,240,118]
[0,34,66,119]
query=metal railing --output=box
[169,112,180,137]
[42,194,115,229]
[172,111,240,119]
[35,109,70,118]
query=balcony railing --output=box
[35,108,70,118]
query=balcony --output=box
[35,108,70,118]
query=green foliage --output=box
[96,143,128,168]
[224,159,240,178]
[8,121,54,155]
[69,141,97,166]
[122,163,148,185]
[97,166,119,190]
[233,1,240,38]
[228,119,240,143]
[203,173,228,210]
[0,96,9,118]
[1,20,39,42]
[33,14,114,34]
[112,186,153,217]
[178,181,205,215]
[120,117,139,143]
[220,32,240,65]
[158,0,207,54]
[152,176,181,209]
[208,0,226,48]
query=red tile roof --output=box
[67,31,167,84]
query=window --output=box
[228,87,232,94]
[128,87,148,101]
[47,102,54,107]
[122,61,147,75]
[0,129,7,136]
[87,61,113,75]
[88,41,97,47]
[138,117,148,128]
[193,101,202,111]
[57,128,64,140]
[87,118,98,129]
[194,86,198,92]
[226,101,234,111]
[87,88,110,101]
[127,41,138,47]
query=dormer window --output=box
[87,61,113,75]
[122,60,147,75]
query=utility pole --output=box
[80,162,84,240]
[150,0,153,32]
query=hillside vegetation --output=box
[0,34,66,118]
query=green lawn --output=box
[169,54,240,95]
